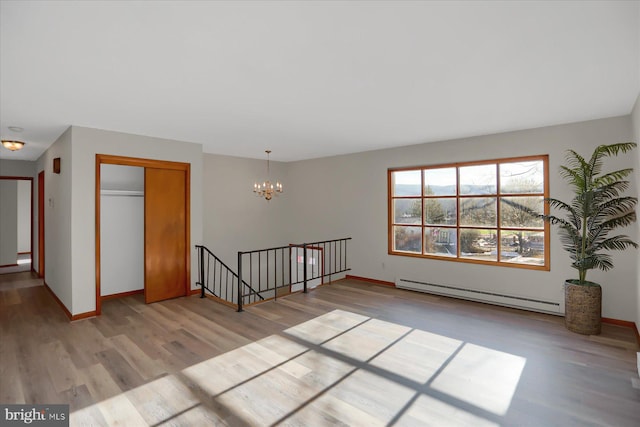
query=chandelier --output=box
[253,150,283,201]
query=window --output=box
[389,155,549,270]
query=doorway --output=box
[0,176,33,274]
[95,154,190,315]
[290,245,324,292]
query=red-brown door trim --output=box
[95,154,191,315]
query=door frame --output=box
[95,154,191,315]
[0,176,34,270]
[288,244,325,292]
[38,171,44,277]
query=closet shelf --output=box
[100,190,144,197]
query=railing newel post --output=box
[303,243,308,293]
[327,242,332,285]
[237,251,244,312]
[274,249,277,302]
[199,246,205,298]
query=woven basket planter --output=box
[564,280,601,335]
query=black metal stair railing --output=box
[196,237,351,312]
[237,237,352,312]
[195,245,265,307]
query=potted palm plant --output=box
[543,142,637,335]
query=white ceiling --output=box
[1,1,639,162]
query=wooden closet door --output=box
[144,167,187,303]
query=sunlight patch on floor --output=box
[284,309,370,344]
[370,329,463,383]
[321,317,412,362]
[430,343,526,416]
[395,394,500,426]
[71,309,526,426]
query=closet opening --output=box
[99,164,144,300]
[95,154,190,315]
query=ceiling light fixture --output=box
[253,150,283,201]
[1,140,26,151]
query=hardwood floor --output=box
[1,271,639,426]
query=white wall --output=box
[0,180,18,265]
[36,128,73,310]
[202,153,290,270]
[17,180,31,253]
[284,116,638,322]
[0,159,36,176]
[631,92,640,334]
[70,126,203,315]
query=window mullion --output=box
[496,163,502,263]
[421,169,425,255]
[456,166,461,258]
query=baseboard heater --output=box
[396,278,561,314]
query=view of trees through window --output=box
[389,156,549,269]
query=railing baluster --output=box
[265,250,271,302]
[288,246,292,293]
[207,253,211,295]
[214,257,217,296]
[281,247,285,290]
[333,242,338,278]
[216,259,220,299]
[225,267,229,301]
[326,242,331,284]
[344,240,347,272]
[258,251,262,297]
[249,253,260,298]
[214,259,218,300]
[272,249,277,301]
[281,248,285,292]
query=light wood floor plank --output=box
[1,272,639,426]
[108,334,166,381]
[78,363,125,403]
[43,340,81,393]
